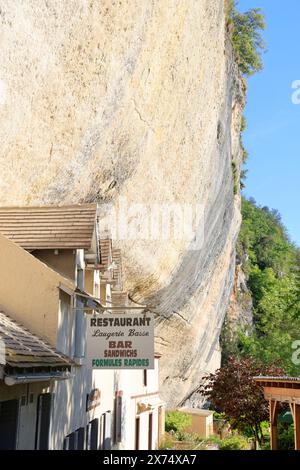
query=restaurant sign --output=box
[86,313,154,369]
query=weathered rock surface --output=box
[226,264,253,329]
[0,1,245,406]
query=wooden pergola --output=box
[255,376,300,450]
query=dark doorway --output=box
[0,399,19,450]
[35,393,52,450]
[90,418,99,450]
[148,413,153,450]
[76,427,85,450]
[135,417,140,450]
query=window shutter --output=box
[90,418,99,450]
[85,422,92,450]
[76,427,85,450]
[103,411,112,450]
[63,436,69,450]
[99,413,105,450]
[67,432,75,450]
[116,394,123,443]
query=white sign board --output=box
[86,314,154,369]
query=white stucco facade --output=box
[49,354,163,450]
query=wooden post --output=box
[294,404,300,450]
[269,400,278,450]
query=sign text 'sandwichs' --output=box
[87,313,154,369]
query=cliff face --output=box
[226,264,253,329]
[0,1,245,406]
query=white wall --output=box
[49,358,163,450]
[49,366,115,450]
[118,358,162,450]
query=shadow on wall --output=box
[50,367,94,450]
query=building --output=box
[0,310,72,450]
[0,204,164,450]
[178,408,214,438]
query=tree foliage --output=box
[238,198,295,275]
[224,198,300,376]
[198,357,284,447]
[228,1,266,76]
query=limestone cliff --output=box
[0,1,245,406]
[226,264,253,329]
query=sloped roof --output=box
[112,248,123,288]
[98,237,123,289]
[0,311,72,369]
[99,237,112,272]
[0,204,97,250]
[254,376,300,386]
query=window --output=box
[114,392,123,443]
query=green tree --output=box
[241,271,300,375]
[225,198,300,377]
[238,199,294,275]
[228,2,266,76]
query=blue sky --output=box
[238,0,300,246]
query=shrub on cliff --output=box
[227,1,266,76]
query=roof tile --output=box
[0,204,97,250]
[0,311,72,368]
